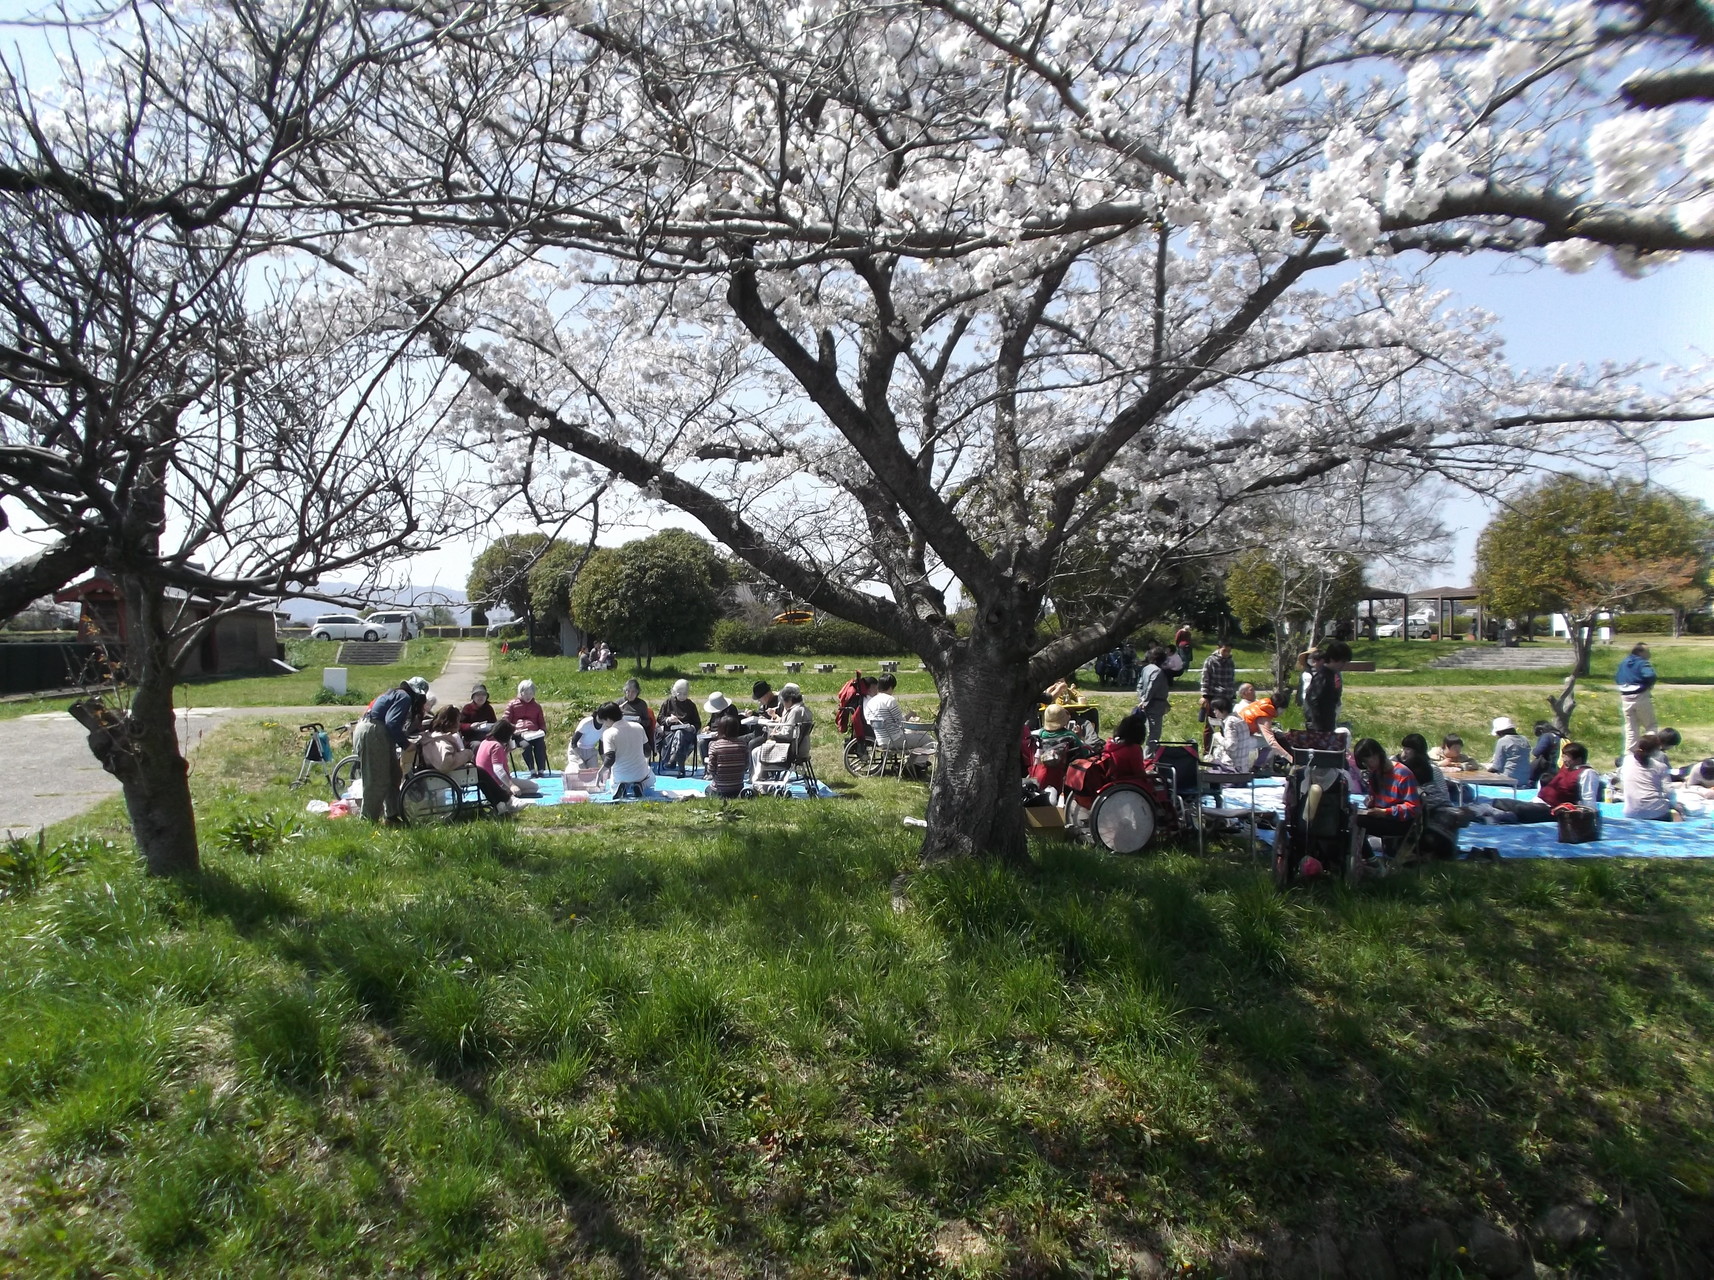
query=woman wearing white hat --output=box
[1486,716,1532,788]
[657,679,702,776]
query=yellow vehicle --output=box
[772,610,815,626]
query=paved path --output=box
[1,707,254,842]
[430,640,489,709]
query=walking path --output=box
[5,642,488,841]
[430,640,489,709]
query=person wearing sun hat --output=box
[1027,703,1085,791]
[1486,715,1532,788]
[351,677,429,821]
[697,691,733,771]
[657,678,702,776]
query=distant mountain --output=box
[275,583,470,623]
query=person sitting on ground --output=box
[1352,735,1422,855]
[1429,732,1476,772]
[421,705,515,810]
[1133,646,1171,748]
[1530,720,1564,784]
[504,679,551,776]
[475,720,539,805]
[1398,732,1461,857]
[1485,741,1602,824]
[619,677,657,750]
[1676,757,1714,796]
[1621,733,1681,821]
[595,700,654,794]
[459,683,500,738]
[566,707,604,772]
[656,679,702,776]
[1487,716,1533,788]
[704,710,749,799]
[350,676,430,822]
[865,673,933,753]
[1302,640,1351,733]
[752,684,813,782]
[1207,695,1258,773]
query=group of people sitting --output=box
[563,677,814,798]
[575,640,615,671]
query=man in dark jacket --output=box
[1301,641,1350,733]
[351,676,427,821]
[1614,642,1658,755]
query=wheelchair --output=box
[1061,742,1201,855]
[329,743,499,825]
[841,729,934,780]
[1270,732,1364,888]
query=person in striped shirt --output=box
[704,711,750,798]
[1353,736,1420,847]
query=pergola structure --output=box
[1355,585,1484,641]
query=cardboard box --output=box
[1023,806,1069,839]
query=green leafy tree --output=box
[569,531,723,668]
[527,540,593,635]
[1227,549,1365,705]
[467,533,554,641]
[1476,477,1708,675]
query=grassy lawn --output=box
[0,639,454,722]
[3,713,1714,1275]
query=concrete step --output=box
[337,641,406,666]
[1427,645,1573,671]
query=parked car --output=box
[1375,617,1435,638]
[366,609,418,640]
[309,613,391,642]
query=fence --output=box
[0,642,105,696]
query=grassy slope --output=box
[0,640,454,722]
[3,713,1713,1275]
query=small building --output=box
[54,573,281,676]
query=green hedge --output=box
[709,618,897,655]
[1613,613,1674,634]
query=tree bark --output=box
[79,576,200,876]
[1569,616,1595,678]
[918,631,1038,868]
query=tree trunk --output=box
[918,637,1038,868]
[1672,607,1685,639]
[80,576,200,875]
[1569,616,1595,678]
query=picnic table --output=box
[1453,769,1524,795]
[699,662,718,674]
[814,663,836,674]
[725,663,747,673]
[880,660,899,673]
[784,661,804,674]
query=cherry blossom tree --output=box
[0,7,453,874]
[259,0,1714,864]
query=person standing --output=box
[352,676,428,821]
[1614,642,1659,756]
[1301,640,1350,733]
[1198,640,1236,753]
[1133,646,1171,749]
[1173,624,1194,673]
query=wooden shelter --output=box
[54,574,281,676]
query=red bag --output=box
[1063,755,1109,798]
[836,672,864,734]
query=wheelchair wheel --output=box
[400,769,463,825]
[1089,783,1157,854]
[842,737,880,777]
[330,754,360,801]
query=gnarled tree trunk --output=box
[77,576,200,876]
[919,650,1038,868]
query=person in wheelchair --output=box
[420,705,516,812]
[1352,736,1421,855]
[864,674,932,754]
[752,684,813,785]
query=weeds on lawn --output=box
[0,831,98,899]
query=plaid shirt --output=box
[1365,761,1421,820]
[1199,652,1236,701]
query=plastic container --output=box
[562,790,591,804]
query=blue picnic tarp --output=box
[1214,776,1714,860]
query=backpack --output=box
[1064,755,1110,797]
[1164,650,1185,675]
[836,672,864,735]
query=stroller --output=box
[1272,731,1363,888]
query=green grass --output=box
[0,639,454,721]
[3,714,1713,1275]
